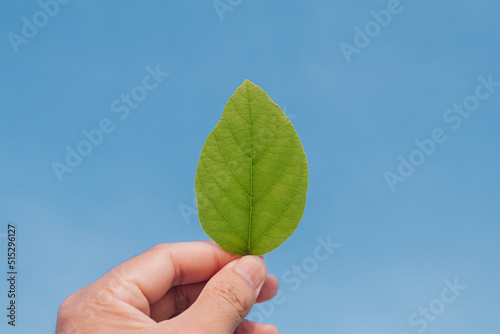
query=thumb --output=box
[173,256,267,333]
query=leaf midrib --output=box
[248,84,253,254]
[222,83,294,254]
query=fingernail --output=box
[234,256,266,290]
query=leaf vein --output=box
[212,131,251,198]
[250,173,305,247]
[200,160,250,213]
[252,146,294,208]
[198,175,248,248]
[222,117,251,159]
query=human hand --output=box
[56,241,279,334]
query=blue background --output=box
[1,0,499,333]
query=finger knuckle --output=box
[148,243,172,253]
[210,281,248,315]
[57,291,96,331]
[58,294,76,319]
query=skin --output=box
[56,241,280,334]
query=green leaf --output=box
[195,80,308,255]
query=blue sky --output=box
[1,0,499,333]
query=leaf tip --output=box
[242,79,257,87]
